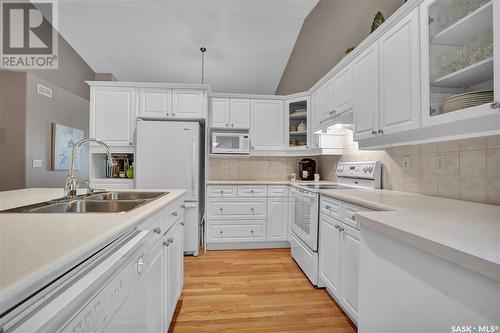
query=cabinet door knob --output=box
[351,214,356,220]
[338,227,344,232]
[172,113,176,116]
[334,225,340,229]
[371,130,377,135]
[168,237,174,243]
[180,221,185,226]
[219,207,223,211]
[250,207,255,211]
[172,211,178,217]
[129,142,133,146]
[378,129,384,134]
[153,227,161,234]
[325,205,331,209]
[231,124,234,127]
[181,203,186,208]
[163,241,170,247]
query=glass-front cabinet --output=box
[422,0,499,126]
[286,97,310,150]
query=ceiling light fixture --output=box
[200,47,207,84]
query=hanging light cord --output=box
[200,47,207,84]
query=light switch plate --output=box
[32,159,43,168]
[401,156,410,172]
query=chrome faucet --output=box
[64,138,117,198]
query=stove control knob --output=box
[369,166,374,173]
[363,166,368,173]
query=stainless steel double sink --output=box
[0,191,168,213]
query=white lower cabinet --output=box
[206,184,289,249]
[339,224,360,320]
[267,196,288,241]
[163,220,183,330]
[319,216,341,296]
[318,196,370,324]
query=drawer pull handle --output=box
[351,214,356,220]
[136,256,145,273]
[181,203,186,208]
[338,227,345,232]
[250,189,255,193]
[180,221,185,226]
[169,237,174,243]
[325,205,331,209]
[250,208,255,212]
[163,241,170,247]
[220,190,224,194]
[172,211,178,217]
[153,227,161,234]
[219,208,223,211]
[219,230,223,234]
[250,230,254,234]
[334,225,340,229]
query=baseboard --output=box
[207,241,290,250]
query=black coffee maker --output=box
[299,158,316,181]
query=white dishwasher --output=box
[2,229,158,333]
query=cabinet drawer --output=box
[166,200,184,227]
[342,203,372,230]
[206,185,238,198]
[208,223,265,241]
[268,185,289,197]
[320,196,342,220]
[207,198,266,219]
[139,212,164,244]
[237,185,267,197]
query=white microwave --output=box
[212,132,250,154]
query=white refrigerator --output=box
[135,120,202,256]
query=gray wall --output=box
[25,73,90,188]
[276,0,404,95]
[0,33,94,190]
[0,72,27,190]
[30,37,95,100]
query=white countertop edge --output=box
[0,189,187,315]
[206,180,337,185]
[356,213,500,283]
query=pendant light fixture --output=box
[200,47,207,84]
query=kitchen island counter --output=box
[0,188,187,314]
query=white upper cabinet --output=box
[172,89,205,119]
[230,99,251,129]
[90,86,136,147]
[421,0,498,127]
[139,88,171,119]
[353,42,380,141]
[332,65,353,115]
[250,99,284,150]
[379,7,421,135]
[311,89,322,132]
[211,98,230,128]
[210,98,250,129]
[320,78,335,123]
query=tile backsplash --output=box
[208,131,500,205]
[208,156,307,180]
[318,131,500,205]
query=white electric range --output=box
[289,161,382,285]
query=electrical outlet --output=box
[401,156,410,172]
[32,159,43,168]
[437,154,446,173]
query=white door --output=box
[320,78,335,123]
[353,42,380,141]
[139,88,171,119]
[267,197,288,241]
[319,216,341,298]
[230,98,250,129]
[177,220,185,293]
[339,223,360,323]
[333,65,353,115]
[136,121,200,201]
[250,99,284,151]
[91,86,136,147]
[379,7,421,135]
[172,89,205,118]
[146,240,164,333]
[311,89,322,132]
[167,225,179,322]
[211,98,230,128]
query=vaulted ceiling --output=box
[57,0,318,94]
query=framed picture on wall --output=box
[51,123,85,171]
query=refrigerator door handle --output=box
[191,140,197,198]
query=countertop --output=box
[319,189,500,282]
[0,188,187,314]
[206,180,335,185]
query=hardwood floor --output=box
[169,249,357,333]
